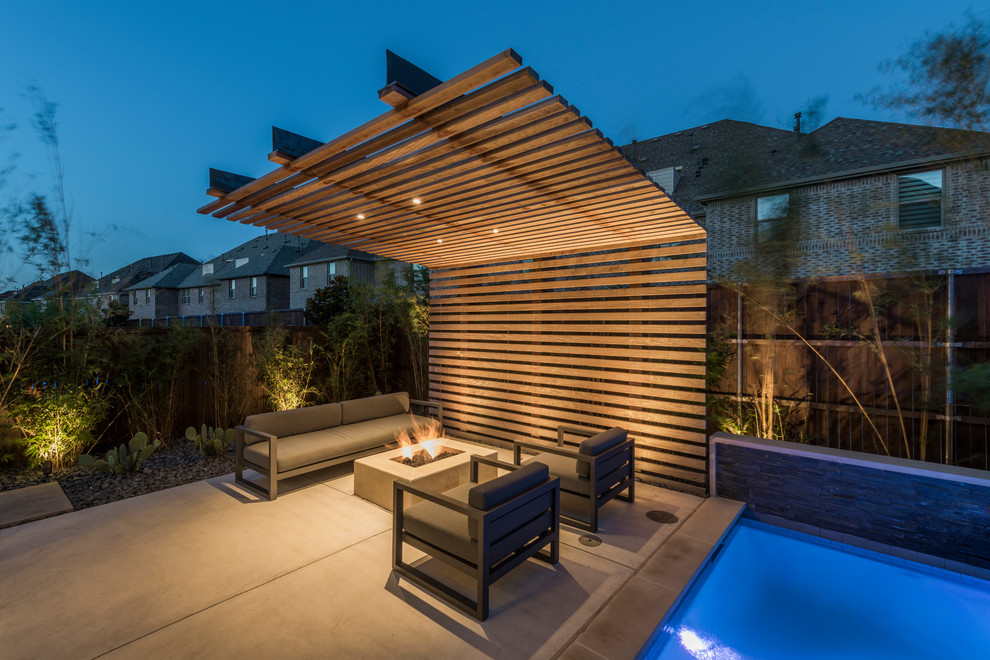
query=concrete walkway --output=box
[0,482,73,529]
[0,452,734,659]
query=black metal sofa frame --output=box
[235,392,442,500]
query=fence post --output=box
[945,270,957,465]
[736,291,743,406]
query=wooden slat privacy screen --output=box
[430,234,708,494]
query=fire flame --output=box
[396,420,444,462]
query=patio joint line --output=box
[91,528,393,659]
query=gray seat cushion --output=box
[244,413,432,473]
[402,483,476,562]
[244,402,342,439]
[340,392,409,425]
[524,452,590,496]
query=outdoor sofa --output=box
[235,392,442,500]
[513,425,634,532]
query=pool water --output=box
[641,519,990,660]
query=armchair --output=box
[392,456,560,621]
[513,425,634,533]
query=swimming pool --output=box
[640,519,990,660]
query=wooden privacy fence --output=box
[1,325,418,457]
[429,235,709,495]
[708,269,990,471]
[127,309,308,328]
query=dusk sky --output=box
[0,0,984,287]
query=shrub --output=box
[13,385,108,470]
[254,327,315,411]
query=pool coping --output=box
[556,496,746,660]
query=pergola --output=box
[200,50,709,493]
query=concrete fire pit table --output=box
[353,439,498,511]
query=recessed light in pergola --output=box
[356,214,365,220]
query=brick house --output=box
[126,234,416,321]
[96,252,198,312]
[0,270,96,315]
[285,243,410,310]
[620,117,990,279]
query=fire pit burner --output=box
[391,446,463,468]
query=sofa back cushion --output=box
[340,392,410,425]
[245,402,342,438]
[468,462,549,511]
[577,427,628,477]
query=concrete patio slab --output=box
[0,481,73,529]
[0,453,709,660]
[566,497,745,660]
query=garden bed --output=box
[0,443,234,511]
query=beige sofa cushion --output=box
[245,403,342,439]
[340,392,409,425]
[243,413,432,473]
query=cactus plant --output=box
[78,432,161,475]
[185,424,235,457]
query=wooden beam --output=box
[378,82,416,107]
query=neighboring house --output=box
[285,243,384,310]
[96,252,198,310]
[0,270,96,315]
[125,234,412,321]
[620,117,990,279]
[127,234,310,320]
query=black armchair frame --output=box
[392,455,560,621]
[513,424,634,533]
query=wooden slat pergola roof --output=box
[199,49,700,267]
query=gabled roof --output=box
[1,270,96,302]
[98,252,199,294]
[619,117,990,217]
[208,234,312,280]
[126,263,201,291]
[126,234,320,290]
[284,242,376,268]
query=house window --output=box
[198,287,205,304]
[145,289,151,304]
[301,266,309,289]
[182,289,190,304]
[131,291,137,305]
[326,262,336,283]
[250,276,258,297]
[757,193,789,243]
[899,170,942,229]
[228,280,236,299]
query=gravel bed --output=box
[0,443,234,511]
